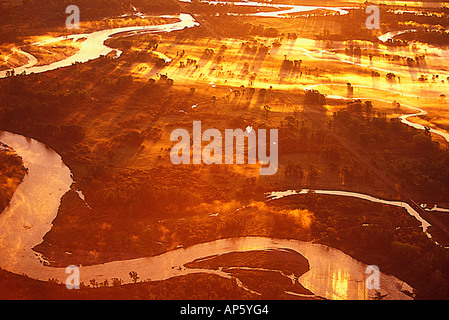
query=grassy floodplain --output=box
[0,0,449,300]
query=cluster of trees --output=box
[388,9,449,29]
[116,75,134,87]
[113,129,146,147]
[80,166,210,218]
[188,0,262,16]
[285,33,298,40]
[179,58,197,68]
[392,150,449,201]
[378,53,427,70]
[380,7,449,46]
[333,100,436,151]
[0,75,87,148]
[0,269,255,299]
[397,29,449,47]
[249,24,279,38]
[0,149,27,213]
[304,89,325,106]
[203,48,215,57]
[242,42,269,55]
[337,8,379,42]
[418,74,449,83]
[1,0,130,32]
[345,44,362,57]
[281,58,302,73]
[284,163,318,181]
[383,38,409,47]
[332,100,449,201]
[192,16,280,38]
[131,0,181,15]
[158,74,174,86]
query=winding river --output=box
[180,0,350,17]
[0,130,417,300]
[305,84,449,143]
[2,1,448,300]
[0,14,198,79]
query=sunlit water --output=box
[0,14,198,78]
[1,2,444,299]
[0,131,414,299]
[268,190,431,233]
[0,131,73,278]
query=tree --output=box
[365,101,373,116]
[129,271,139,283]
[263,105,271,119]
[111,278,123,286]
[386,72,396,81]
[304,89,325,106]
[293,107,301,120]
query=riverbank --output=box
[2,33,448,297]
[0,268,257,299]
[0,130,417,299]
[32,183,447,299]
[0,145,27,213]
